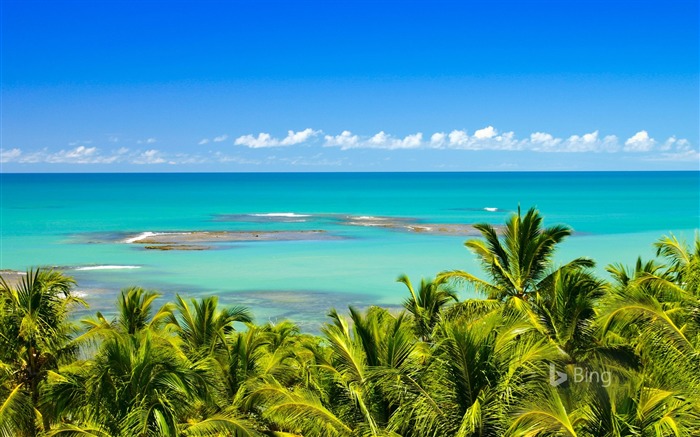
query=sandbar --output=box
[336,215,487,236]
[125,230,338,245]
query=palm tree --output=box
[534,267,607,361]
[509,365,700,436]
[248,306,420,436]
[79,287,175,343]
[0,362,34,437]
[368,304,564,437]
[227,325,274,398]
[601,263,700,367]
[654,233,700,291]
[246,377,353,437]
[595,243,700,435]
[116,286,173,335]
[436,206,602,360]
[46,331,206,436]
[168,295,251,360]
[438,206,592,302]
[0,268,83,436]
[256,321,317,388]
[398,275,457,342]
[46,324,262,435]
[581,375,700,436]
[165,295,253,418]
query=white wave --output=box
[123,231,192,243]
[354,216,386,221]
[251,213,311,218]
[123,231,159,243]
[347,221,387,227]
[484,207,498,212]
[74,265,141,271]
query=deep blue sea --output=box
[1,172,698,328]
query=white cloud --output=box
[660,136,691,152]
[564,131,600,152]
[624,130,656,152]
[0,146,126,164]
[0,148,22,163]
[132,149,166,165]
[320,127,670,153]
[473,126,497,140]
[368,131,389,146]
[16,150,45,163]
[660,136,676,151]
[448,130,469,147]
[47,146,123,164]
[443,128,519,151]
[646,137,697,160]
[70,146,95,156]
[3,127,695,168]
[234,128,321,148]
[280,128,319,145]
[675,138,691,151]
[600,135,620,152]
[529,132,562,151]
[329,131,424,150]
[1,146,212,166]
[430,132,446,148]
[234,133,275,148]
[490,131,520,150]
[472,130,519,151]
[324,131,360,149]
[198,138,210,145]
[399,133,423,149]
[546,131,620,153]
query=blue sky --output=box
[1,0,698,172]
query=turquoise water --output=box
[1,172,698,329]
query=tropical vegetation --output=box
[1,207,699,436]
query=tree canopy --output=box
[1,207,698,436]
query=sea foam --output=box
[74,265,141,271]
[123,231,192,243]
[123,231,159,243]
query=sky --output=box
[1,0,698,172]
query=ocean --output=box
[1,172,698,329]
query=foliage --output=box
[1,207,698,436]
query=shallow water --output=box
[1,172,698,330]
